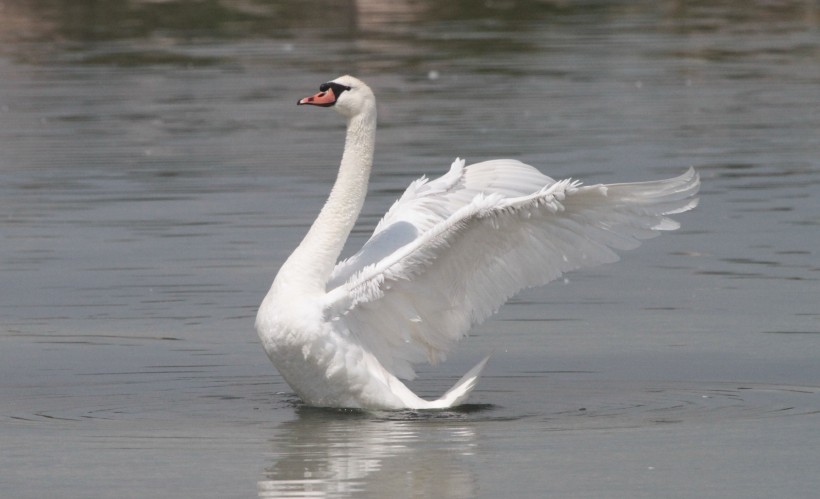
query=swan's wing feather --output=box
[327,158,554,288]
[325,166,699,379]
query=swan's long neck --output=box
[276,105,376,294]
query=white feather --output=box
[323,162,699,379]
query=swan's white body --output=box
[256,75,700,410]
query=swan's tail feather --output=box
[427,355,490,409]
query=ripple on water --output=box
[263,379,820,428]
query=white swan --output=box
[255,75,699,410]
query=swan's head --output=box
[297,75,375,119]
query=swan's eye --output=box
[320,82,352,97]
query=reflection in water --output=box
[259,408,477,498]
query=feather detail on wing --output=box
[323,160,699,380]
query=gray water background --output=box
[1,1,819,497]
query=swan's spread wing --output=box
[327,158,553,289]
[324,164,699,380]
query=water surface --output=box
[2,1,819,498]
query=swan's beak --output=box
[297,90,337,107]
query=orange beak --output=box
[298,90,337,107]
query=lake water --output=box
[2,1,819,497]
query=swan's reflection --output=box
[259,407,477,498]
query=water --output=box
[2,1,819,497]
